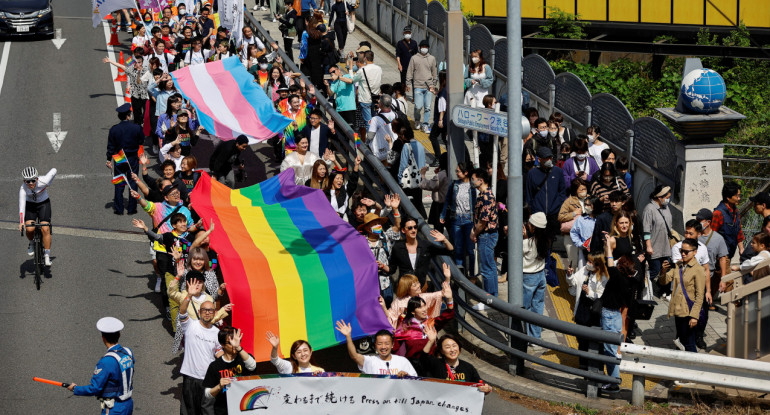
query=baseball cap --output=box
[536,146,553,159]
[693,208,713,221]
[356,45,371,53]
[750,192,770,206]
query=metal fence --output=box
[244,8,623,397]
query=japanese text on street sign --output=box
[451,105,508,137]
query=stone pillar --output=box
[445,0,464,180]
[675,141,725,229]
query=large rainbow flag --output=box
[190,171,391,360]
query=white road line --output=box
[101,22,124,107]
[0,221,146,242]
[0,42,10,97]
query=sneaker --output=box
[27,242,34,256]
[154,276,162,293]
[601,383,620,393]
[423,125,432,134]
[44,254,52,267]
[663,294,671,302]
[272,18,278,23]
[260,6,267,10]
[252,5,258,10]
[696,336,707,350]
[471,303,485,311]
[673,338,685,351]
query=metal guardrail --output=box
[719,257,770,360]
[243,8,623,396]
[620,342,770,407]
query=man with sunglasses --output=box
[19,166,57,266]
[660,238,706,353]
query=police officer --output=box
[67,317,135,415]
[107,103,145,215]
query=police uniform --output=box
[73,317,135,415]
[107,104,145,215]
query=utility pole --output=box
[507,0,525,375]
[445,0,464,180]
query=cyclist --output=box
[19,167,57,266]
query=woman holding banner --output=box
[421,327,492,394]
[393,287,455,374]
[266,332,325,374]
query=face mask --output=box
[663,198,670,205]
[178,9,186,15]
[561,153,569,160]
[576,153,587,161]
[701,221,708,229]
[543,160,554,169]
[549,130,557,137]
[471,57,480,64]
[538,130,548,138]
[524,161,535,168]
[471,179,481,188]
[577,191,588,199]
[370,224,383,234]
[260,64,268,70]
[584,206,593,215]
[404,34,411,40]
[420,48,429,55]
[585,263,595,272]
[587,134,596,143]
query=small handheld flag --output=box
[137,145,144,159]
[354,133,362,148]
[112,150,128,165]
[111,174,128,185]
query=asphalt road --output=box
[0,2,544,413]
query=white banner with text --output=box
[226,373,484,414]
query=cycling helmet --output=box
[22,167,38,180]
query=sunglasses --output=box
[404,225,417,230]
[679,249,694,254]
[25,179,37,184]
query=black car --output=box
[0,0,54,37]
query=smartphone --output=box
[323,74,332,80]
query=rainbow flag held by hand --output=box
[111,174,128,185]
[354,133,362,148]
[112,150,128,165]
[190,170,391,361]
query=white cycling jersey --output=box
[19,168,57,222]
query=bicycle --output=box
[21,219,52,290]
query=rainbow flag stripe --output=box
[354,133,362,148]
[111,174,127,185]
[190,171,391,361]
[112,150,128,165]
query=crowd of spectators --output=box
[104,1,770,408]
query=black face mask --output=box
[524,161,535,169]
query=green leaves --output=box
[537,7,589,40]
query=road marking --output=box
[0,221,146,243]
[0,42,10,97]
[101,22,124,107]
[46,112,68,152]
[51,28,66,49]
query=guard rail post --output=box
[548,84,555,114]
[631,375,645,407]
[585,105,592,128]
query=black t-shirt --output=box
[161,231,192,267]
[601,267,632,310]
[420,355,481,383]
[202,354,256,415]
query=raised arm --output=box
[335,320,365,367]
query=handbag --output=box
[657,208,681,248]
[399,143,422,189]
[346,13,356,33]
[574,292,594,326]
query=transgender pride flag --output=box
[171,56,292,143]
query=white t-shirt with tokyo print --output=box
[359,354,417,376]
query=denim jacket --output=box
[441,180,476,222]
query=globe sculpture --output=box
[679,68,726,114]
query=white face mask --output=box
[420,47,429,55]
[471,57,480,64]
[259,64,268,70]
[662,198,670,206]
[585,263,595,272]
[577,191,588,199]
[587,134,595,143]
[178,9,186,15]
[576,153,587,161]
[538,130,548,138]
[404,34,411,40]
[548,130,557,137]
